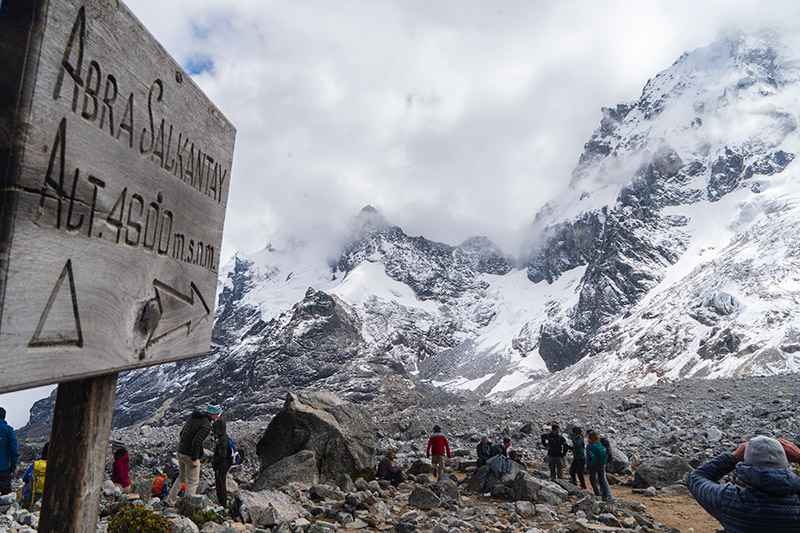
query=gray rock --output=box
[514,500,535,518]
[633,456,692,488]
[256,392,377,483]
[408,486,441,510]
[237,489,305,528]
[169,516,200,533]
[254,450,319,489]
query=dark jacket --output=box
[179,412,212,461]
[377,458,401,479]
[0,421,18,472]
[212,419,231,470]
[688,452,800,533]
[477,442,493,466]
[571,435,586,462]
[541,432,569,458]
[586,442,607,468]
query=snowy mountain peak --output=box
[63,30,800,431]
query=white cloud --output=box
[123,0,800,259]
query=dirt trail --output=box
[615,487,721,533]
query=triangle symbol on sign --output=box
[28,259,84,348]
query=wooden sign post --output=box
[1,1,236,530]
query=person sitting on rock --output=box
[166,404,221,505]
[688,435,800,532]
[377,449,405,486]
[476,437,493,467]
[111,446,131,493]
[586,430,613,502]
[570,427,587,490]
[426,425,452,479]
[541,423,569,480]
[21,442,47,509]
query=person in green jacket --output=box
[569,427,587,489]
[586,430,613,502]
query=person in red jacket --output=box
[426,425,452,479]
[111,447,131,493]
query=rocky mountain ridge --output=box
[20,30,800,435]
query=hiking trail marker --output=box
[1,1,235,530]
[0,0,235,392]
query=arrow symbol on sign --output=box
[146,279,211,348]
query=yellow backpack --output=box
[32,460,47,500]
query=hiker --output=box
[21,442,47,509]
[541,423,569,480]
[111,446,131,492]
[151,470,170,499]
[166,404,221,504]
[688,435,800,532]
[477,437,494,467]
[426,425,452,479]
[0,408,18,496]
[570,427,587,489]
[586,430,613,502]
[377,449,405,486]
[502,436,513,456]
[212,417,233,507]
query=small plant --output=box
[108,505,171,533]
[191,509,223,528]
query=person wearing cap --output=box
[688,435,800,532]
[426,425,452,479]
[166,404,221,505]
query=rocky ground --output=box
[10,373,799,532]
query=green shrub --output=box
[108,505,171,533]
[190,509,222,528]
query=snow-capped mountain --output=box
[21,31,800,433]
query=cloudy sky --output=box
[3,0,800,428]
[123,0,799,259]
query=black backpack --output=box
[600,437,614,462]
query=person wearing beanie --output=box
[688,435,800,532]
[166,405,222,505]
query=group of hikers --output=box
[0,404,239,510]
[375,423,800,532]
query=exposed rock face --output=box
[253,450,319,490]
[256,392,377,483]
[632,456,693,488]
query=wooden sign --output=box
[0,0,236,393]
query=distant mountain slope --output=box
[20,31,800,434]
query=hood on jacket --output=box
[736,463,800,496]
[191,411,210,420]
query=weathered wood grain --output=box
[39,373,118,533]
[0,0,236,392]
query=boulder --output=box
[169,516,200,533]
[465,457,524,494]
[605,440,631,475]
[621,397,645,411]
[511,473,568,505]
[253,450,319,489]
[431,478,460,504]
[256,392,376,482]
[237,489,305,528]
[407,460,433,475]
[515,500,536,518]
[633,457,692,488]
[408,486,441,510]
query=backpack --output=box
[600,437,614,462]
[228,437,243,466]
[151,474,168,497]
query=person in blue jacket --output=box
[688,435,800,532]
[0,408,19,495]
